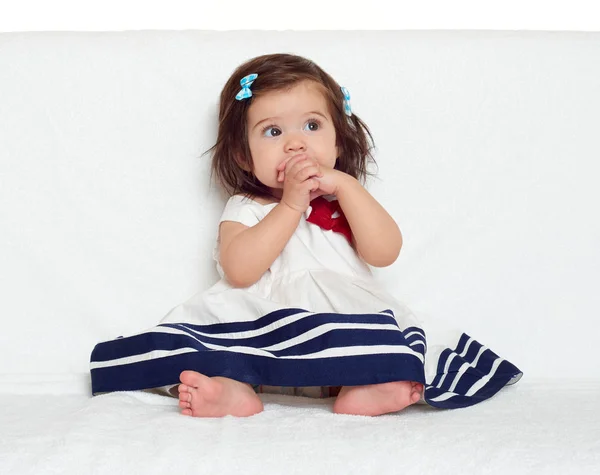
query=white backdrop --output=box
[1,0,600,32]
[1,30,599,393]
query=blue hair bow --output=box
[235,73,258,101]
[341,86,352,116]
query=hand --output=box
[311,166,344,196]
[277,157,345,211]
[278,155,324,213]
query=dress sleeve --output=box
[219,195,264,227]
[213,195,265,278]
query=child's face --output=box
[246,80,338,194]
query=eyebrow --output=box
[251,111,329,132]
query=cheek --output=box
[250,140,272,159]
[248,140,280,174]
[247,136,259,154]
[247,138,265,162]
[318,131,338,158]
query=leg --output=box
[178,371,264,418]
[333,381,423,416]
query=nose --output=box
[284,131,306,153]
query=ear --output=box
[235,154,252,172]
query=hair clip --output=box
[235,73,258,101]
[341,86,352,116]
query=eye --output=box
[303,120,321,132]
[262,126,282,138]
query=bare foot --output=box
[178,371,264,418]
[333,381,423,416]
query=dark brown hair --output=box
[208,53,376,199]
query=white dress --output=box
[90,195,522,408]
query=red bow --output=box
[306,196,352,243]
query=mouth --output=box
[291,153,308,160]
[280,153,309,169]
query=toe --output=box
[180,370,194,379]
[181,408,192,416]
[409,382,423,403]
[180,370,208,388]
[178,384,190,397]
[178,390,192,403]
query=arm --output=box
[220,155,325,287]
[336,174,403,267]
[219,203,302,288]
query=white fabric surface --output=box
[1,380,598,475]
